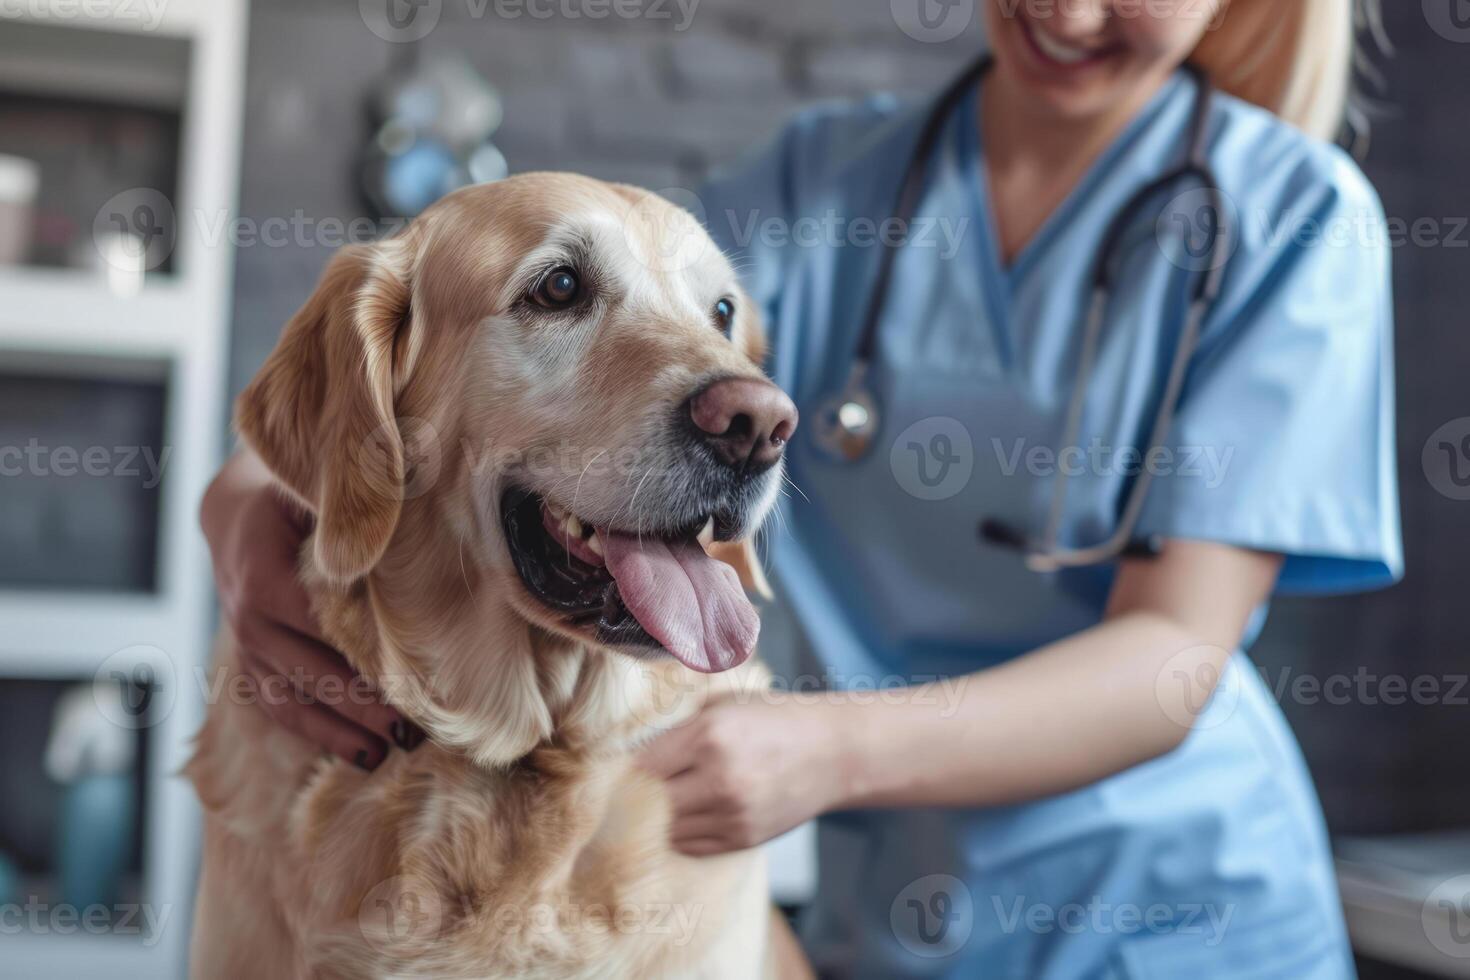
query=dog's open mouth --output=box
[501,488,758,673]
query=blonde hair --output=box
[1190,0,1379,143]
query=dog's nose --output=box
[688,378,799,472]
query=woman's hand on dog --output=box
[201,450,422,771]
[638,696,850,856]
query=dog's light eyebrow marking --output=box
[492,220,625,406]
[506,227,600,300]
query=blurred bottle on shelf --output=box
[44,682,138,912]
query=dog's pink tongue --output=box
[601,531,758,673]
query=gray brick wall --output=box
[229,0,984,397]
[227,1,1470,837]
[1251,2,1470,835]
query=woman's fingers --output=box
[671,836,737,857]
[662,766,718,817]
[239,650,388,770]
[257,621,408,737]
[636,723,699,780]
[663,771,755,852]
[248,526,330,643]
[202,450,424,757]
[669,809,734,842]
[237,617,423,752]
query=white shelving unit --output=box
[0,1,247,977]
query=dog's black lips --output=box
[501,487,734,651]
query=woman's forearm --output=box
[826,609,1231,810]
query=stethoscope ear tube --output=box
[979,519,1163,569]
[987,293,1212,572]
[851,57,996,368]
[814,55,1229,571]
[813,57,996,464]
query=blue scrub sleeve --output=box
[696,98,898,371]
[696,117,803,341]
[1137,151,1403,595]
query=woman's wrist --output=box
[818,679,977,812]
[817,699,884,813]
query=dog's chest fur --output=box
[188,639,772,979]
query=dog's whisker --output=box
[458,537,475,600]
[571,449,607,518]
[627,466,656,545]
[780,471,811,505]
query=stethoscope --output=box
[812,55,1231,573]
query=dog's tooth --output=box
[697,517,714,547]
[586,531,604,557]
[565,514,582,539]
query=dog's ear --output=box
[708,539,772,600]
[236,238,419,583]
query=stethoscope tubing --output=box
[816,54,1231,571]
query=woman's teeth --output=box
[1026,23,1100,66]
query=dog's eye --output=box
[713,297,735,335]
[533,266,582,308]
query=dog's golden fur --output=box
[187,174,805,978]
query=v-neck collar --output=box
[958,69,1189,296]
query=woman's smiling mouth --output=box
[1017,17,1122,72]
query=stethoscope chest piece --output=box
[807,55,1221,569]
[813,362,881,462]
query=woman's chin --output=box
[995,50,1167,128]
[996,66,1118,122]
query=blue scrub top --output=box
[700,66,1400,979]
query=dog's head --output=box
[237,173,794,683]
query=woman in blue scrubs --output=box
[203,0,1398,975]
[634,1,1400,976]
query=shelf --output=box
[0,3,249,977]
[0,268,198,358]
[0,593,191,672]
[8,0,227,37]
[1,932,183,980]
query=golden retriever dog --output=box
[186,173,810,979]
